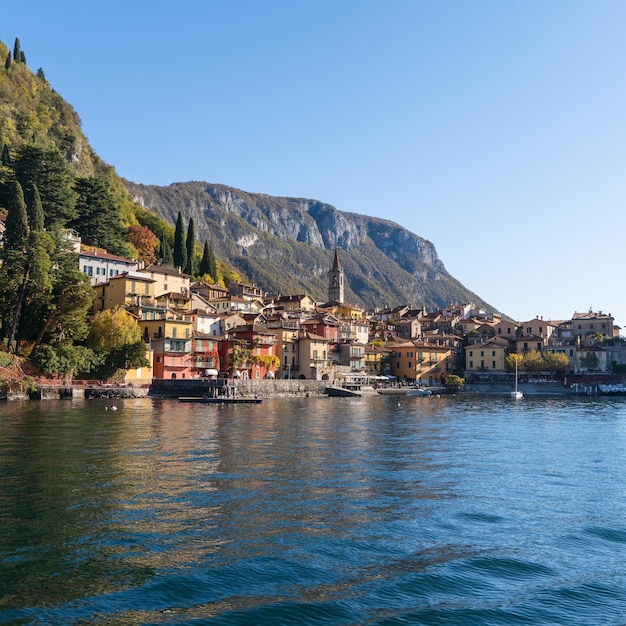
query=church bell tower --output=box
[328,248,345,303]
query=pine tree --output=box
[69,177,126,255]
[185,217,196,275]
[13,145,76,228]
[173,211,187,271]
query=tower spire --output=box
[328,248,345,303]
[332,248,341,270]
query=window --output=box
[492,361,496,368]
[469,360,473,368]
[408,362,412,368]
[83,265,93,276]
[480,351,484,357]
[469,351,473,357]
[492,351,496,356]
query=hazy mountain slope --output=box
[125,180,495,312]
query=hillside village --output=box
[79,235,626,386]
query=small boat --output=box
[324,386,362,397]
[406,388,432,398]
[178,396,262,404]
[511,359,523,400]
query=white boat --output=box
[406,388,432,398]
[511,359,523,399]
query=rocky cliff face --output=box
[124,180,493,312]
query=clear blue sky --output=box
[3,1,625,327]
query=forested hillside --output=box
[0,35,498,384]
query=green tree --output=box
[31,258,93,350]
[86,308,148,379]
[24,182,45,232]
[32,343,99,379]
[69,177,127,256]
[87,308,143,352]
[185,217,196,275]
[3,179,28,248]
[199,240,218,279]
[159,232,174,266]
[173,211,187,271]
[522,351,544,373]
[444,374,465,388]
[13,145,77,228]
[1,144,10,166]
[579,352,600,371]
[542,351,570,373]
[13,38,21,64]
[505,353,523,372]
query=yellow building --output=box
[140,264,192,298]
[388,340,455,384]
[464,339,508,373]
[92,272,156,312]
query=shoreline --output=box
[3,379,619,401]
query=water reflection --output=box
[2,395,626,623]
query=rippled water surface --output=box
[2,395,626,624]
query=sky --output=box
[2,1,625,327]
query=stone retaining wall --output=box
[6,379,328,401]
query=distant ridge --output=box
[124,180,496,312]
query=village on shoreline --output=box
[3,240,625,402]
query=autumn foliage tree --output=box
[86,308,149,379]
[127,224,159,264]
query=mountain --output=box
[0,36,496,314]
[124,180,496,312]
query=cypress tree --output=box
[185,217,196,275]
[2,144,10,166]
[25,183,45,232]
[13,38,21,64]
[4,53,11,70]
[159,233,174,266]
[208,241,217,279]
[4,180,29,249]
[173,212,187,271]
[199,241,211,277]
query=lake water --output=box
[2,394,626,625]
